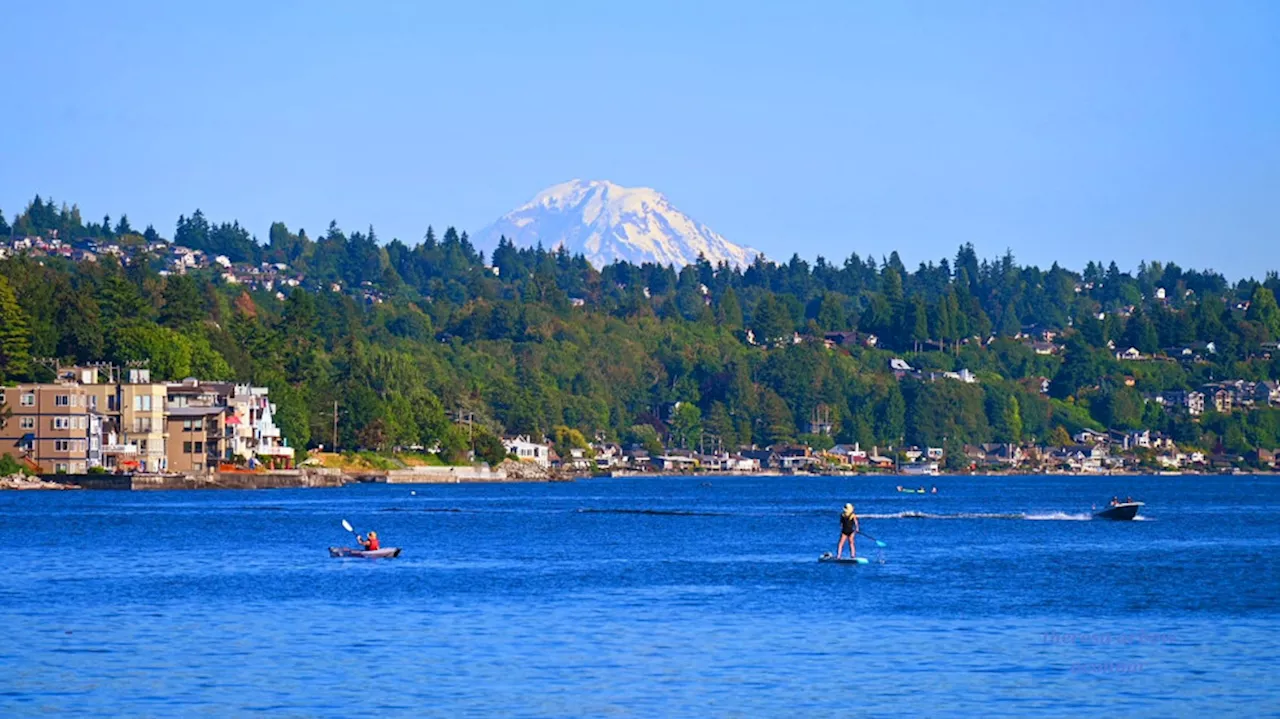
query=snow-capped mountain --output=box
[475,180,763,269]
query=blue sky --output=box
[2,0,1277,277]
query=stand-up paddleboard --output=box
[819,552,868,565]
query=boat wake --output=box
[579,509,1100,520]
[1025,512,1093,521]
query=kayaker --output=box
[930,486,938,494]
[837,503,859,559]
[358,531,381,551]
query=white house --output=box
[504,435,551,467]
[1117,347,1143,361]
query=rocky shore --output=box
[1,473,81,490]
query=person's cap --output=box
[369,531,377,538]
[843,503,854,513]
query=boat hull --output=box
[329,547,402,558]
[1093,502,1143,521]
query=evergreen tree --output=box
[0,276,32,380]
[1246,286,1280,338]
[717,287,744,330]
[752,294,792,344]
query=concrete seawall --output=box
[385,466,509,483]
[41,469,347,490]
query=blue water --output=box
[2,475,1279,717]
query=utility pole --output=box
[332,401,338,453]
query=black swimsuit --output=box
[841,514,857,536]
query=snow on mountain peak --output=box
[476,180,763,269]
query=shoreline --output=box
[4,466,1272,491]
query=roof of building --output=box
[166,406,228,417]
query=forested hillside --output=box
[3,195,1280,459]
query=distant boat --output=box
[1094,501,1143,521]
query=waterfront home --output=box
[558,447,593,472]
[866,451,894,470]
[697,452,758,472]
[653,454,698,472]
[775,445,818,471]
[739,448,780,470]
[901,461,939,476]
[504,435,551,468]
[593,443,623,470]
[622,447,652,471]
[825,444,868,467]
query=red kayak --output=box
[328,547,402,558]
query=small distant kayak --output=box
[328,547,402,558]
[819,553,868,565]
[1094,502,1144,521]
[896,487,926,494]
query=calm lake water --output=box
[2,475,1278,717]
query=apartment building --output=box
[164,380,295,468]
[0,380,94,474]
[227,385,295,468]
[117,372,167,472]
[3,365,295,475]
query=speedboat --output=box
[1094,502,1143,521]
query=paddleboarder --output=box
[837,503,859,559]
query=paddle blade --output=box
[875,539,887,548]
[342,519,354,533]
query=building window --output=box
[89,395,97,409]
[183,441,193,453]
[108,396,118,411]
[193,419,204,432]
[56,395,70,406]
[21,393,35,406]
[55,463,70,473]
[55,440,70,452]
[194,442,203,454]
[141,396,152,411]
[20,417,34,429]
[54,417,70,429]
